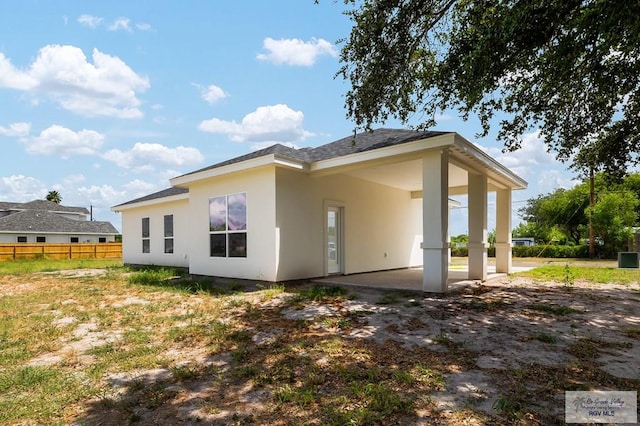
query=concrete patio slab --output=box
[312,265,534,293]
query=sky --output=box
[0,0,580,235]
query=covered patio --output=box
[313,131,528,292]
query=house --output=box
[0,200,119,243]
[512,237,535,247]
[112,129,527,293]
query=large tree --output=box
[338,0,640,172]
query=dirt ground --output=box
[3,267,640,425]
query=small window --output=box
[209,193,247,258]
[142,217,150,253]
[142,217,150,238]
[98,237,106,243]
[36,236,46,243]
[164,215,174,254]
[17,236,27,243]
[164,238,174,254]
[70,237,79,243]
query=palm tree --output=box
[46,190,62,204]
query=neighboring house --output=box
[0,200,119,243]
[112,129,527,292]
[512,237,535,247]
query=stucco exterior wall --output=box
[275,167,423,281]
[120,197,189,268]
[0,234,115,243]
[186,166,277,281]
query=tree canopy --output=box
[46,190,62,204]
[338,0,640,172]
[518,172,639,255]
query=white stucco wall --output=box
[186,166,277,281]
[120,197,189,268]
[275,168,423,281]
[0,233,116,243]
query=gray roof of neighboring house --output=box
[181,128,447,178]
[0,200,90,214]
[0,210,119,234]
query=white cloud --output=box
[257,37,337,66]
[198,104,313,143]
[477,132,559,179]
[136,23,152,31]
[0,175,46,201]
[77,14,103,28]
[62,173,85,185]
[32,45,149,118]
[123,179,159,194]
[0,122,30,137]
[108,17,132,32]
[196,84,227,104]
[23,125,105,158]
[103,143,204,172]
[0,45,149,118]
[0,53,38,90]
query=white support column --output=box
[468,174,488,281]
[422,150,449,292]
[495,188,513,273]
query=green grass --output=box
[0,258,122,275]
[518,264,640,284]
[528,303,584,315]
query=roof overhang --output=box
[112,192,189,212]
[308,132,527,193]
[169,154,307,188]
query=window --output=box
[36,236,46,243]
[164,215,174,254]
[98,237,106,243]
[17,236,27,243]
[142,217,150,253]
[209,193,247,257]
[71,237,79,243]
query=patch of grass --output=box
[432,331,451,346]
[0,258,122,275]
[528,303,584,315]
[257,283,285,301]
[377,289,419,305]
[622,326,640,338]
[533,332,557,344]
[321,316,351,330]
[274,384,316,406]
[0,365,88,423]
[466,298,508,312]
[411,363,445,390]
[297,285,347,301]
[519,265,640,285]
[127,267,183,287]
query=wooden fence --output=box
[0,243,122,261]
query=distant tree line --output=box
[449,173,640,258]
[513,173,640,258]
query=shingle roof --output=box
[115,128,449,207]
[0,200,90,214]
[180,128,447,178]
[0,210,119,234]
[112,187,189,208]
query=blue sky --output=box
[0,1,579,234]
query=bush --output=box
[511,244,589,258]
[452,244,591,258]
